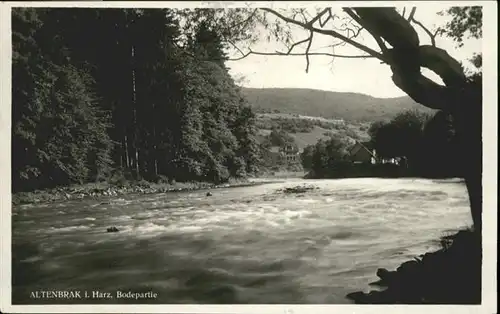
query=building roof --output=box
[349,140,377,159]
[360,141,373,150]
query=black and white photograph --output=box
[0,1,497,313]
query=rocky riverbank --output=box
[12,179,270,205]
[346,228,481,304]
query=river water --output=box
[12,178,471,304]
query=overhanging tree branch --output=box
[333,17,364,40]
[352,7,420,50]
[296,9,309,24]
[319,8,335,27]
[229,7,469,111]
[343,8,388,53]
[305,31,314,72]
[284,36,311,54]
[407,7,416,21]
[307,8,330,26]
[418,45,466,85]
[229,8,258,31]
[227,49,374,61]
[409,14,438,46]
[228,40,247,59]
[391,67,452,111]
[261,8,387,62]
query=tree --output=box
[300,144,315,170]
[12,8,45,191]
[368,120,387,143]
[307,137,348,177]
[264,128,295,148]
[369,122,400,159]
[369,110,431,168]
[192,6,482,232]
[232,104,261,175]
[12,8,114,192]
[420,110,460,177]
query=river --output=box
[12,178,472,304]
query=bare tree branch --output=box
[343,25,364,39]
[227,49,374,61]
[307,8,330,26]
[343,8,387,53]
[228,40,246,58]
[407,7,416,21]
[326,41,348,49]
[409,15,438,46]
[333,17,364,40]
[261,8,387,62]
[284,36,311,54]
[319,8,335,27]
[298,9,309,24]
[305,31,314,73]
[273,30,316,72]
[229,8,258,31]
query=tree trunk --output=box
[124,132,130,169]
[131,44,140,179]
[453,84,482,233]
[153,127,158,177]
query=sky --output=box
[225,5,481,98]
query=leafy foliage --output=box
[12,9,114,191]
[368,109,461,177]
[261,128,296,148]
[300,136,348,174]
[369,110,431,159]
[438,6,483,79]
[438,6,482,47]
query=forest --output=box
[12,8,261,193]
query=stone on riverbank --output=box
[12,179,263,205]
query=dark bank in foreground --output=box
[347,228,481,304]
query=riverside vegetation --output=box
[11,177,264,206]
[13,8,261,196]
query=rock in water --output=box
[282,185,316,194]
[206,192,213,197]
[107,226,119,233]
